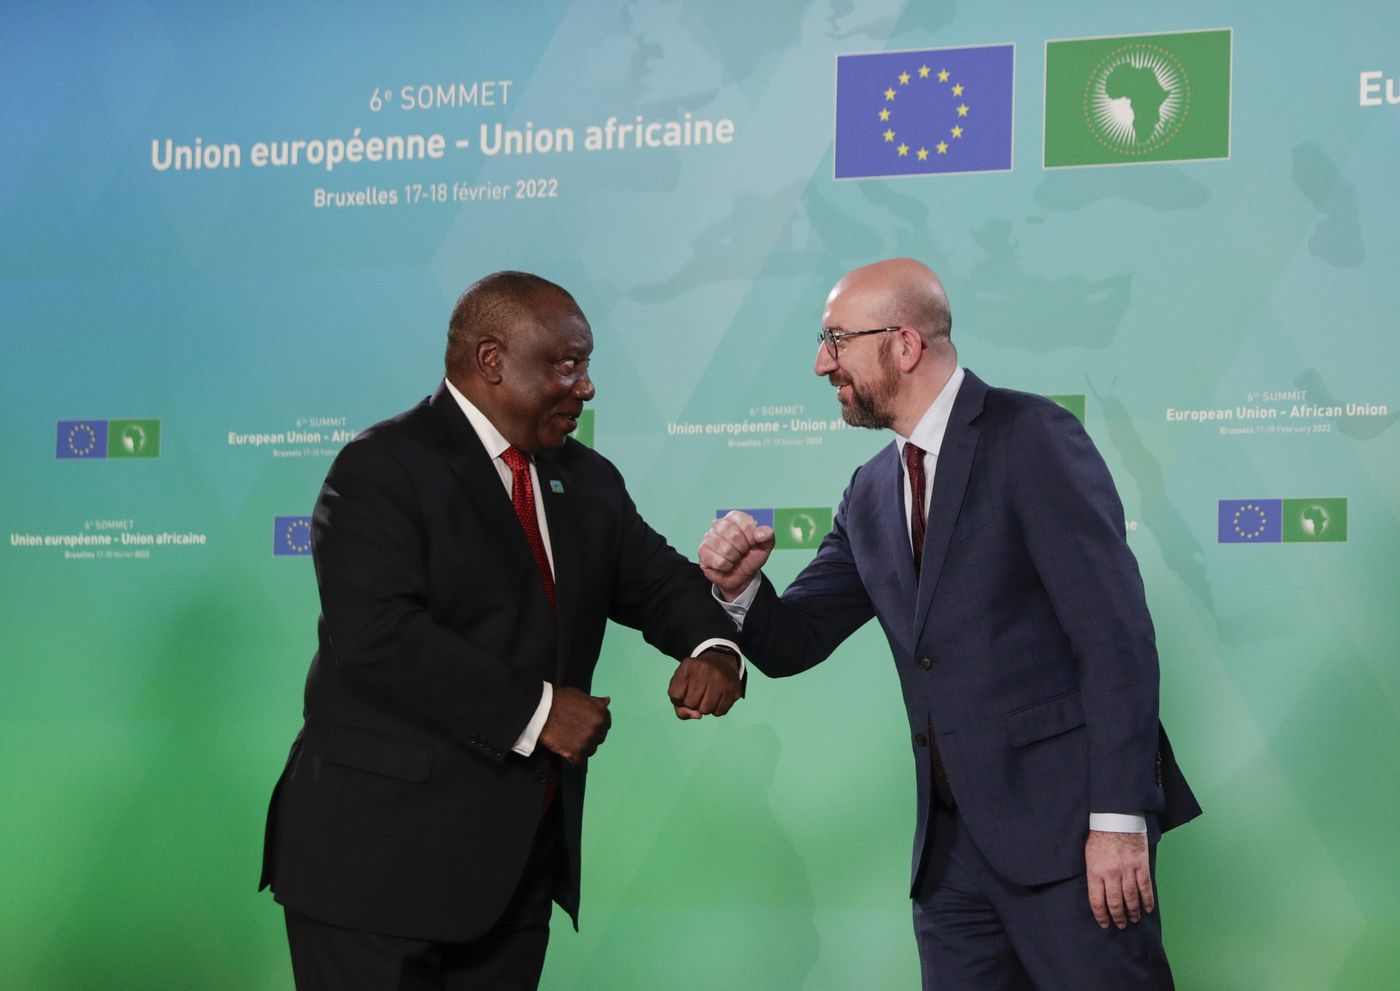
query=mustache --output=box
[828,372,852,388]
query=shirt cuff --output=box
[691,638,746,678]
[1089,812,1147,833]
[712,574,761,629]
[511,682,553,757]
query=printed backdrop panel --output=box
[3,2,1398,988]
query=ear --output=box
[476,338,505,384]
[896,326,924,373]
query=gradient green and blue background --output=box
[3,2,1398,988]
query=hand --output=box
[538,687,611,765]
[698,511,775,601]
[668,649,743,720]
[1085,829,1154,929]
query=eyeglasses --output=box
[818,325,900,360]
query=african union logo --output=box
[1085,45,1189,155]
[1285,500,1347,542]
[1045,28,1231,168]
[1296,504,1333,538]
[715,507,834,550]
[56,419,160,460]
[1217,498,1347,544]
[779,510,823,548]
[116,422,148,455]
[274,516,314,556]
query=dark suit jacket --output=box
[260,384,734,942]
[741,370,1200,891]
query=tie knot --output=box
[501,446,530,473]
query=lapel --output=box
[534,446,579,683]
[428,384,524,543]
[866,443,920,658]
[873,441,920,594]
[912,370,986,638]
[428,386,560,677]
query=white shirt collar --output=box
[444,378,514,461]
[895,365,964,460]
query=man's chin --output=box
[539,417,577,449]
[839,401,890,430]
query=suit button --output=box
[918,656,932,670]
[914,734,928,747]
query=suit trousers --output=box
[913,802,1175,991]
[284,805,564,991]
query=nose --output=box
[573,373,596,402]
[814,342,837,376]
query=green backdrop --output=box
[4,2,1398,988]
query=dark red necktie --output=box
[501,446,561,812]
[905,441,954,805]
[905,442,927,572]
[500,446,556,613]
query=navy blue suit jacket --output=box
[741,370,1199,890]
[261,384,735,942]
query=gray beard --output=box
[841,389,894,429]
[837,359,898,429]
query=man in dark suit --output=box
[261,271,744,990]
[700,258,1199,989]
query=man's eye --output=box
[557,359,577,373]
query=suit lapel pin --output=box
[549,480,565,494]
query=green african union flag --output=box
[774,507,832,550]
[106,419,161,459]
[1044,28,1231,167]
[1282,498,1347,543]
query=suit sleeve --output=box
[739,470,877,677]
[602,462,738,660]
[1009,401,1163,815]
[312,438,543,759]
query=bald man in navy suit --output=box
[701,258,1199,990]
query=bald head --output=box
[817,258,957,437]
[827,257,954,355]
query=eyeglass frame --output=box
[817,325,901,360]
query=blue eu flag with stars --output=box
[716,508,776,529]
[835,44,1015,179]
[1218,500,1283,543]
[274,516,314,556]
[56,420,108,459]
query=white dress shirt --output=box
[446,379,741,756]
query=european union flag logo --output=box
[835,44,1015,179]
[716,508,776,529]
[56,420,108,459]
[1218,500,1282,543]
[274,516,314,556]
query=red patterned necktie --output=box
[501,445,561,813]
[500,446,556,613]
[905,442,927,572]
